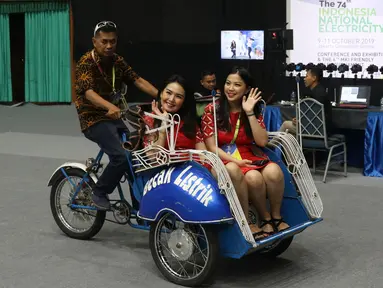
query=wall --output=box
[71,0,287,102]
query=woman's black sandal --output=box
[272,218,289,232]
[259,219,275,235]
[248,223,266,240]
[253,230,266,240]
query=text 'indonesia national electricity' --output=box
[319,8,383,33]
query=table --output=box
[264,105,383,177]
[275,104,382,130]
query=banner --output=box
[287,0,383,78]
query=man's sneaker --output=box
[92,194,111,210]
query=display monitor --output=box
[340,86,371,105]
[221,30,264,60]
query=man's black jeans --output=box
[83,120,129,197]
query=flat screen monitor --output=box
[221,30,264,60]
[339,86,371,105]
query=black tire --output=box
[260,236,294,258]
[50,168,106,240]
[149,213,219,287]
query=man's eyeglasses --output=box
[94,21,117,36]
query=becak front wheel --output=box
[149,213,219,287]
[50,168,106,240]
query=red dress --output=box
[201,103,271,174]
[143,114,204,149]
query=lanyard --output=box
[230,116,241,145]
[91,50,115,92]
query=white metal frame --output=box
[267,132,323,217]
[295,74,303,147]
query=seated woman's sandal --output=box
[259,219,275,236]
[272,218,290,232]
[249,223,267,240]
[260,218,290,234]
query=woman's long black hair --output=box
[217,66,262,139]
[154,74,197,139]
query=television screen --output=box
[221,30,264,60]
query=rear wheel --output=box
[50,168,106,240]
[149,213,219,287]
[260,236,294,258]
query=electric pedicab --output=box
[48,95,323,287]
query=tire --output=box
[149,213,219,287]
[50,168,106,240]
[260,236,294,258]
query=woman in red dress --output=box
[202,66,289,239]
[143,74,205,150]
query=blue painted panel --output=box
[138,161,233,223]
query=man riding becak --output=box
[74,21,158,210]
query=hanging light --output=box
[305,63,315,70]
[316,63,327,71]
[326,63,337,78]
[366,64,378,79]
[351,64,362,79]
[295,63,305,72]
[295,63,305,78]
[285,63,295,72]
[285,63,296,77]
[338,64,349,78]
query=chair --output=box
[296,98,347,183]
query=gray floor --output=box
[1,104,383,288]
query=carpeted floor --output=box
[0,104,382,288]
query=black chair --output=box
[297,98,347,183]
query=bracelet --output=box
[246,113,255,117]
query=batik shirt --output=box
[74,50,140,131]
